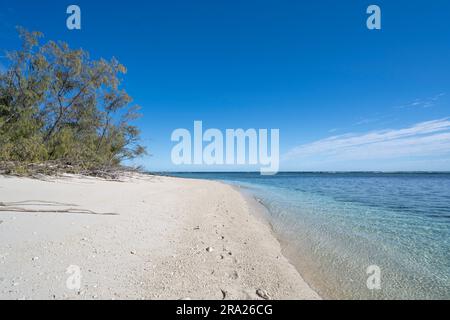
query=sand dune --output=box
[0,174,319,300]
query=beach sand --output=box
[0,174,319,300]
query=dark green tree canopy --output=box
[0,28,146,173]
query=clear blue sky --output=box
[1,0,450,171]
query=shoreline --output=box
[225,182,326,300]
[0,173,320,300]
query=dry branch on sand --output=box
[0,200,118,215]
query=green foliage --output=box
[0,27,146,172]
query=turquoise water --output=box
[170,172,450,299]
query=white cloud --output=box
[354,117,379,126]
[284,118,450,162]
[395,93,446,109]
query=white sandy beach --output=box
[0,174,319,300]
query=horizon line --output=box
[148,170,450,174]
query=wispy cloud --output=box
[395,93,446,109]
[284,118,450,162]
[354,118,379,126]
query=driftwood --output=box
[0,160,143,180]
[0,201,118,215]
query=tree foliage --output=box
[0,28,146,173]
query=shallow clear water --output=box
[169,172,450,299]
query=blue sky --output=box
[1,0,450,171]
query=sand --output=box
[0,174,320,300]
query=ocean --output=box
[169,172,450,299]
